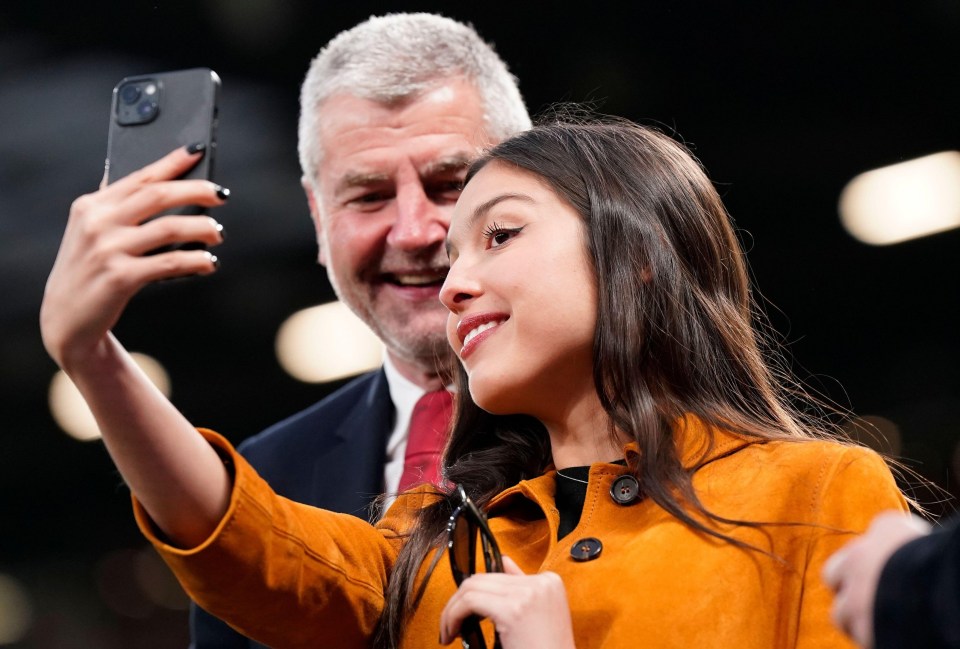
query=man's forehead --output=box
[314,81,488,179]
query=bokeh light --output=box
[0,573,33,645]
[840,151,960,245]
[48,352,172,441]
[275,302,384,383]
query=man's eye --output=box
[346,191,393,208]
[428,181,464,202]
[357,192,388,203]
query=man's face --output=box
[304,78,490,373]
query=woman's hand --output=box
[440,556,576,649]
[41,145,226,372]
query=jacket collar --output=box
[486,414,758,512]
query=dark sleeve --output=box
[874,519,960,649]
[190,603,257,649]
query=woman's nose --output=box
[439,259,480,312]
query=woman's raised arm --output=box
[41,145,231,547]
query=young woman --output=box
[41,118,907,649]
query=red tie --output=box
[398,390,453,492]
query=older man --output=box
[191,14,531,648]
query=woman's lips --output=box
[456,313,508,359]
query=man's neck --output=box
[385,349,448,392]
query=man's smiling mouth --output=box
[383,270,448,287]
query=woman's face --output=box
[440,162,598,419]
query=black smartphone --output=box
[105,67,221,193]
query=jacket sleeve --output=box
[795,445,909,649]
[132,429,416,649]
[873,518,960,649]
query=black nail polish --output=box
[214,185,231,201]
[213,221,225,238]
[208,253,220,269]
[186,142,206,155]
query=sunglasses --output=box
[447,483,504,649]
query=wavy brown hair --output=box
[375,116,847,648]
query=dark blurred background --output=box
[1,1,958,646]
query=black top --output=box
[555,465,591,539]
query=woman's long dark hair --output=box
[375,117,846,648]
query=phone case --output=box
[105,67,221,187]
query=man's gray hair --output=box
[298,13,531,185]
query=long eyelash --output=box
[481,221,505,239]
[481,222,523,240]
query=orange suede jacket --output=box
[135,418,907,649]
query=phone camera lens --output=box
[120,84,142,105]
[137,101,159,119]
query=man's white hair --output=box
[298,13,531,185]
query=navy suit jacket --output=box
[190,369,394,648]
[874,518,960,649]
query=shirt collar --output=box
[382,352,427,428]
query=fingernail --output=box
[211,220,225,239]
[186,142,206,155]
[207,252,220,269]
[214,185,231,201]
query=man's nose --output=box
[386,183,449,251]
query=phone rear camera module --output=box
[115,79,161,126]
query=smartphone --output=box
[105,68,221,250]
[106,67,220,185]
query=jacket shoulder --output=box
[741,439,907,524]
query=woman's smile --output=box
[456,313,509,359]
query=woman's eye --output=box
[481,222,523,248]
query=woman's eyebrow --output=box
[446,193,534,256]
[465,193,533,229]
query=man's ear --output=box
[302,177,328,266]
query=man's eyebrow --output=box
[445,193,535,256]
[333,172,390,196]
[332,155,471,196]
[421,154,473,177]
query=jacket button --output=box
[610,475,641,505]
[570,537,603,562]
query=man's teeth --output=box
[394,273,445,286]
[464,321,502,346]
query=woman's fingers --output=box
[125,215,225,256]
[127,248,221,283]
[95,179,228,227]
[439,569,574,649]
[102,143,207,198]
